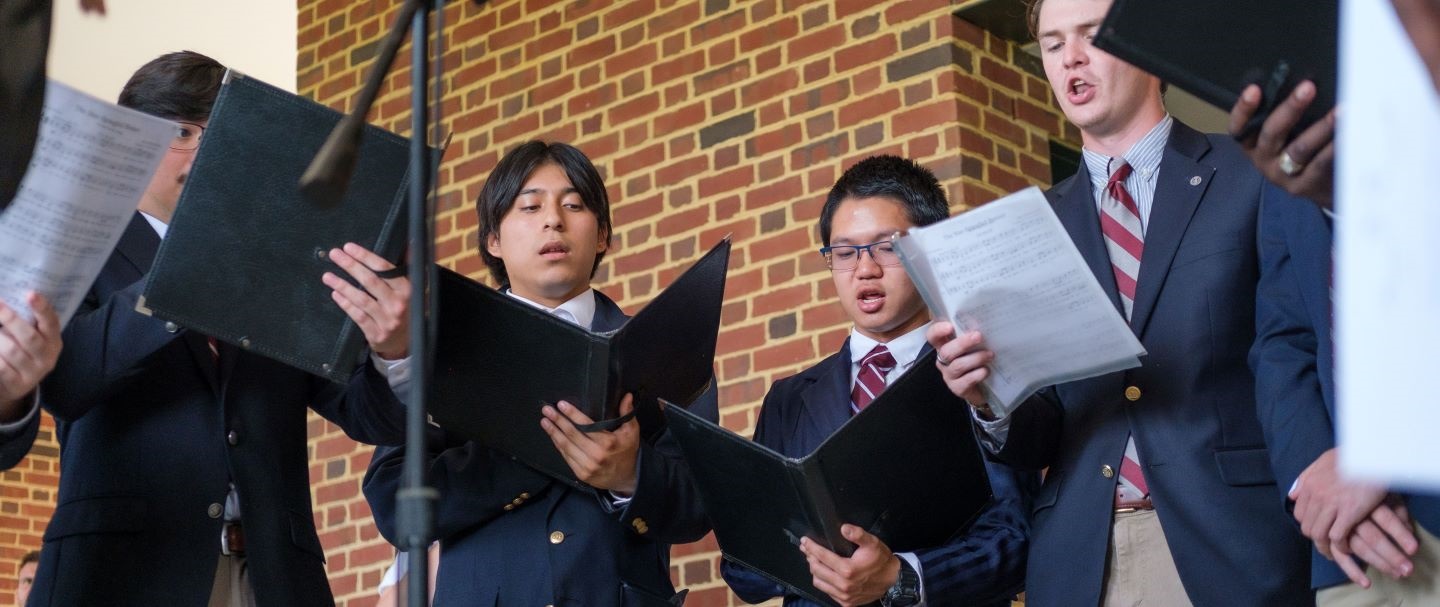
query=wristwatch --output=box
[881,558,921,607]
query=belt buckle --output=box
[1114,506,1139,513]
[221,522,244,556]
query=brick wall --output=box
[0,1,1080,605]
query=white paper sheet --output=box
[0,80,176,325]
[1335,0,1440,490]
[895,186,1147,416]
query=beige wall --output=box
[48,0,298,102]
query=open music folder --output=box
[429,238,730,489]
[1094,0,1337,135]
[664,352,992,607]
[137,71,413,383]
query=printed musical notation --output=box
[0,80,177,325]
[895,186,1147,417]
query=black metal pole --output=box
[398,4,438,607]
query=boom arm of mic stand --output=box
[298,0,426,205]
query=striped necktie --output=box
[850,345,896,414]
[1100,161,1151,504]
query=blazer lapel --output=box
[1050,172,1125,316]
[1129,123,1214,336]
[797,341,855,451]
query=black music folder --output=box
[1094,0,1337,135]
[429,238,730,489]
[665,351,993,606]
[137,72,412,383]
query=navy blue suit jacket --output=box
[30,213,408,607]
[993,122,1310,606]
[1251,184,1440,589]
[719,339,1034,607]
[0,398,38,471]
[363,291,718,607]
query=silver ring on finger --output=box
[1279,151,1304,176]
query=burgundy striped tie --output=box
[1099,162,1151,504]
[850,345,896,414]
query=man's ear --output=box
[485,232,503,259]
[596,225,610,254]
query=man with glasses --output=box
[29,51,412,607]
[719,155,1033,607]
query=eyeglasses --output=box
[819,239,902,271]
[171,122,206,151]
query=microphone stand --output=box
[299,1,448,605]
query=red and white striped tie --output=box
[850,345,896,414]
[1100,162,1151,504]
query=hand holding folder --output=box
[665,353,992,606]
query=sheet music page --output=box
[0,80,175,325]
[896,186,1146,416]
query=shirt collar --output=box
[1083,114,1173,187]
[140,211,168,239]
[505,288,598,330]
[848,322,931,370]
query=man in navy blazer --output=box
[721,155,1033,607]
[1252,185,1440,604]
[364,141,716,606]
[928,0,1309,604]
[30,51,411,606]
[0,292,61,471]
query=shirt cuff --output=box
[0,392,39,433]
[897,551,927,606]
[371,353,412,394]
[972,408,1011,453]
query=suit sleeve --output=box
[0,393,40,471]
[990,388,1065,472]
[364,424,556,546]
[608,379,718,545]
[911,457,1035,606]
[1249,186,1335,509]
[40,277,183,421]
[305,360,407,447]
[718,385,790,604]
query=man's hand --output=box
[0,292,63,421]
[1291,449,1393,559]
[540,394,640,494]
[798,525,902,607]
[1332,498,1419,587]
[322,243,410,359]
[925,322,994,414]
[1228,80,1337,208]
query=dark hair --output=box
[19,550,39,568]
[1026,0,1045,39]
[818,155,949,245]
[476,141,613,285]
[117,51,226,121]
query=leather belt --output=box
[1114,496,1155,513]
[221,522,246,556]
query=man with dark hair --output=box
[928,0,1309,604]
[0,292,61,472]
[720,155,1033,607]
[14,550,38,606]
[364,140,716,606]
[30,50,412,606]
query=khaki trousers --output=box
[1102,509,1193,607]
[1318,522,1440,607]
[207,554,256,607]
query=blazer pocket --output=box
[288,509,327,562]
[1213,447,1277,486]
[44,495,148,540]
[1171,241,1246,270]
